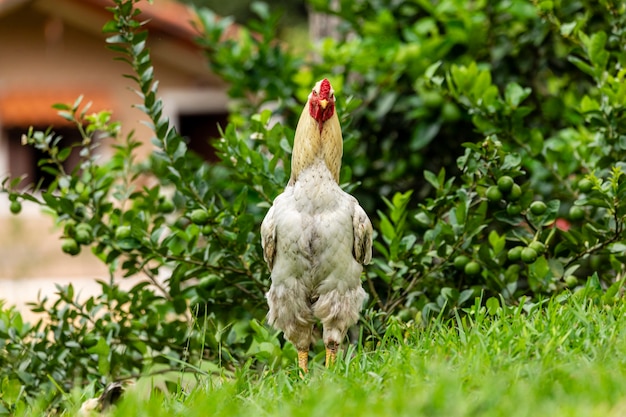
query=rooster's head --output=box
[308,79,335,134]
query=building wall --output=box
[0,2,229,320]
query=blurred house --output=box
[0,0,230,318]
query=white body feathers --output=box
[261,81,373,351]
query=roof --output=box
[0,0,235,127]
[0,0,239,45]
[0,90,113,127]
[81,0,202,44]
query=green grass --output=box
[26,289,626,416]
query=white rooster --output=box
[261,78,373,373]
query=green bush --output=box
[1,1,290,411]
[1,0,626,411]
[197,0,626,315]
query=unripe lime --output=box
[441,102,461,122]
[508,184,522,201]
[64,220,77,237]
[569,206,585,221]
[506,203,522,216]
[486,186,503,203]
[453,255,470,270]
[577,178,593,193]
[528,241,546,255]
[61,238,80,256]
[75,227,93,245]
[421,91,444,108]
[9,200,22,214]
[497,176,514,194]
[76,223,92,234]
[81,334,98,348]
[529,201,547,215]
[565,275,578,287]
[190,209,209,225]
[397,308,413,322]
[414,212,432,228]
[507,246,523,262]
[200,275,221,290]
[115,225,132,240]
[158,199,175,214]
[464,261,481,276]
[589,255,605,271]
[521,247,538,264]
[74,203,87,219]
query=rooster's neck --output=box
[290,108,343,185]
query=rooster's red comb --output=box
[319,79,332,99]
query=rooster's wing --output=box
[260,204,277,271]
[352,201,372,265]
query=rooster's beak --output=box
[319,99,328,110]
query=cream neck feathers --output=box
[289,100,343,185]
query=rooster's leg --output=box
[297,350,309,375]
[325,340,338,367]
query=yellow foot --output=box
[325,342,338,368]
[298,350,309,377]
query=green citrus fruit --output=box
[190,209,209,225]
[9,200,22,214]
[569,206,585,221]
[115,225,132,240]
[506,203,522,216]
[464,261,481,276]
[529,201,547,215]
[508,184,522,201]
[64,220,77,237]
[521,247,538,264]
[422,91,444,108]
[454,255,471,270]
[74,226,93,245]
[497,176,514,194]
[528,241,546,255]
[200,275,221,290]
[507,246,523,262]
[441,102,461,122]
[81,334,98,348]
[76,223,92,233]
[565,275,578,287]
[486,186,503,203]
[577,178,593,193]
[158,199,175,214]
[74,203,87,219]
[61,238,81,256]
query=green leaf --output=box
[488,230,506,255]
[486,297,500,315]
[377,211,395,243]
[424,61,442,79]
[51,103,71,111]
[528,129,544,156]
[57,147,72,163]
[424,170,439,189]
[501,153,522,170]
[560,21,576,37]
[568,56,595,78]
[586,31,609,72]
[504,82,531,109]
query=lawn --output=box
[37,281,626,417]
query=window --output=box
[178,112,229,162]
[5,126,83,190]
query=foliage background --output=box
[1,0,626,412]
